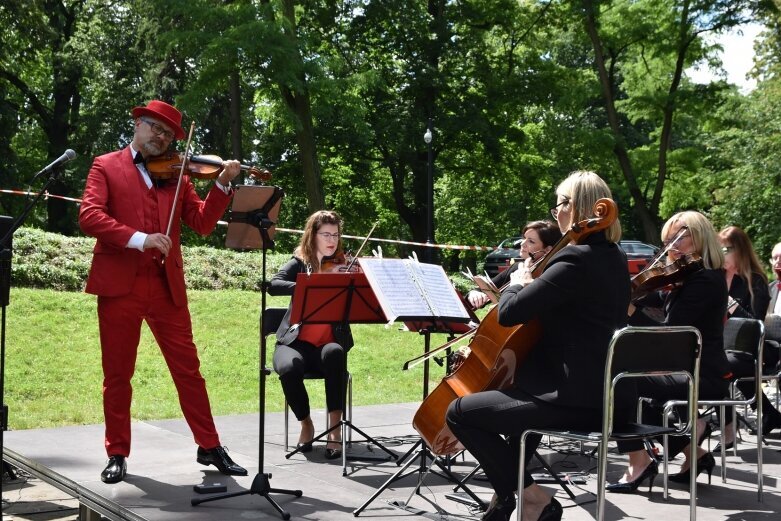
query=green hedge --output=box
[11,227,293,292]
[11,227,474,294]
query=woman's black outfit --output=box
[268,257,353,421]
[619,268,730,457]
[446,232,630,497]
[721,273,780,425]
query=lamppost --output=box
[423,121,434,263]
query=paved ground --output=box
[2,401,781,521]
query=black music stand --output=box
[283,271,398,473]
[191,184,302,520]
[353,319,484,516]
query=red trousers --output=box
[97,268,220,457]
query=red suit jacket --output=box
[79,147,231,306]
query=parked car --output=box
[619,240,659,275]
[483,237,522,277]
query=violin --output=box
[320,251,362,273]
[412,198,618,455]
[145,151,271,182]
[630,253,703,300]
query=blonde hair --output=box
[295,210,344,271]
[661,211,723,270]
[556,171,622,243]
[719,225,768,307]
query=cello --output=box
[412,198,618,455]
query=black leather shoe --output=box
[537,497,563,521]
[197,446,248,476]
[100,455,127,484]
[481,493,515,521]
[761,411,781,434]
[669,452,715,484]
[296,441,313,453]
[324,447,342,460]
[713,440,734,453]
[606,460,658,494]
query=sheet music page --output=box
[412,262,471,320]
[358,258,433,322]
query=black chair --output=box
[260,307,353,458]
[517,326,702,521]
[696,317,765,499]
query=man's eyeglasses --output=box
[317,232,340,240]
[549,199,570,219]
[140,117,175,140]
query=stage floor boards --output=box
[3,402,781,520]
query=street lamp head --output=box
[423,128,432,144]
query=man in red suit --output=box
[79,100,247,483]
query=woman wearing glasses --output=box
[713,226,780,446]
[609,211,730,493]
[268,210,351,459]
[467,221,562,310]
[447,171,630,521]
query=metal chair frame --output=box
[517,326,702,521]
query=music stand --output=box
[284,272,398,473]
[353,319,485,516]
[191,184,302,520]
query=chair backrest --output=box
[765,314,781,342]
[604,326,702,432]
[262,307,288,337]
[723,317,764,357]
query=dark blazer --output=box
[497,232,630,410]
[632,268,730,384]
[728,272,770,319]
[268,256,354,350]
[769,280,780,315]
[79,147,231,306]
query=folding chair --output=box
[517,326,702,521]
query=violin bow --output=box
[345,220,379,271]
[161,122,197,264]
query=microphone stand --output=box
[1,167,66,495]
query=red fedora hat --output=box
[131,100,185,140]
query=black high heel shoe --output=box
[537,497,562,521]
[296,441,313,453]
[668,452,715,484]
[481,493,515,521]
[606,460,659,494]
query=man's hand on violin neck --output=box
[144,233,172,256]
[217,160,241,186]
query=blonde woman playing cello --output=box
[446,171,630,521]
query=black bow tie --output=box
[133,152,146,166]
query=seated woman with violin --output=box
[268,210,352,460]
[446,171,630,521]
[610,211,729,492]
[466,220,562,310]
[713,225,781,448]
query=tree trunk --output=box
[582,0,659,242]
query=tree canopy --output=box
[1,0,779,262]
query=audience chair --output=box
[695,317,765,500]
[517,326,702,521]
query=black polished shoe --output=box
[197,446,248,476]
[481,493,515,521]
[100,455,127,484]
[713,440,734,453]
[761,411,781,434]
[669,452,715,484]
[537,497,563,521]
[296,441,313,453]
[606,460,658,494]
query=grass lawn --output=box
[4,288,471,431]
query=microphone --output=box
[30,149,76,183]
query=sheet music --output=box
[359,258,470,323]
